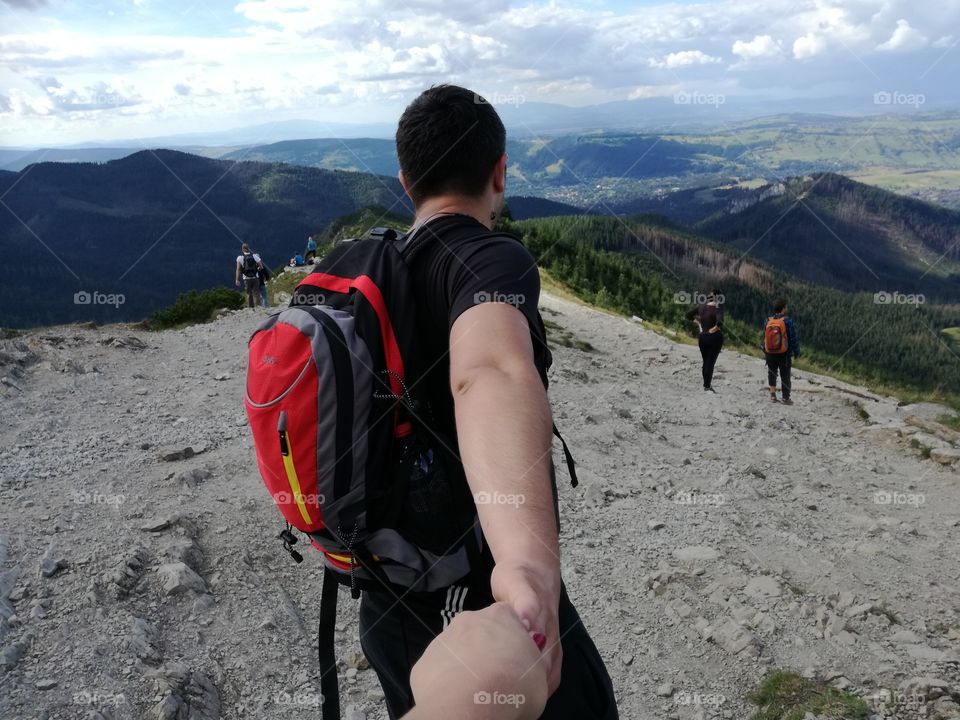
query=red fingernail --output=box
[532,632,547,650]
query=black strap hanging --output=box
[552,423,578,488]
[318,567,341,720]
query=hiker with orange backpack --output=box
[761,298,800,404]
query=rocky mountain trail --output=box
[1,295,958,719]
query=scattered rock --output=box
[157,563,207,595]
[35,678,58,690]
[39,546,67,578]
[656,682,674,697]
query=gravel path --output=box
[0,291,958,719]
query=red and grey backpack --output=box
[244,218,577,720]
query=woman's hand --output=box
[407,602,549,720]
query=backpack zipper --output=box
[277,410,313,526]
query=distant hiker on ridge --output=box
[685,289,724,392]
[235,243,264,309]
[305,235,317,263]
[762,298,800,405]
[257,258,272,308]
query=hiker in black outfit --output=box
[686,289,724,392]
[358,85,618,720]
[761,298,801,405]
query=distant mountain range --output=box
[5,112,960,213]
[3,148,959,330]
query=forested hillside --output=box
[698,174,960,300]
[0,151,412,327]
[508,214,960,399]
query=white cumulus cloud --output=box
[877,19,929,52]
[732,35,780,61]
[650,50,722,69]
[792,33,826,60]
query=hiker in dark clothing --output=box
[235,243,264,309]
[359,85,618,720]
[686,289,724,392]
[256,261,271,308]
[761,298,801,405]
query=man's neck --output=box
[413,195,494,230]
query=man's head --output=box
[241,243,251,254]
[773,298,787,314]
[396,85,507,208]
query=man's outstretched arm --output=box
[449,301,561,693]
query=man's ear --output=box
[492,154,508,194]
[398,170,412,199]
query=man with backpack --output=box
[361,84,616,720]
[234,243,263,308]
[762,298,800,404]
[245,85,617,720]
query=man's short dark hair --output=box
[773,298,787,313]
[396,85,506,205]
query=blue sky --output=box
[1,0,957,145]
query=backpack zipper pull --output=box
[278,524,303,564]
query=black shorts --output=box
[358,582,619,720]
